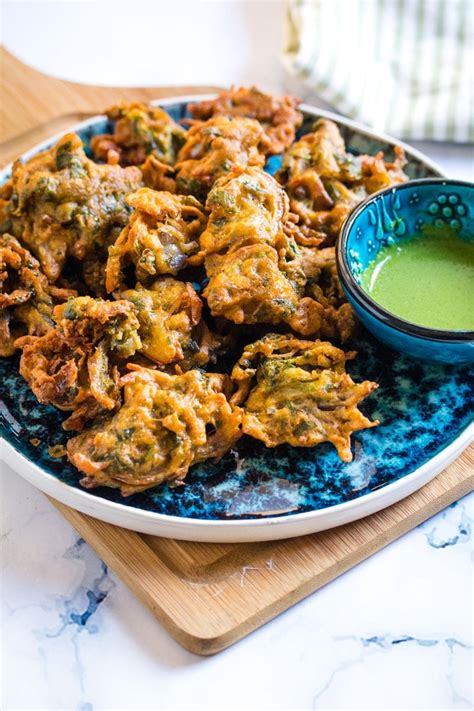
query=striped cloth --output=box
[283,0,473,142]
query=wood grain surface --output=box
[0,47,218,161]
[52,449,472,655]
[2,47,473,656]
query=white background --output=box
[1,2,473,709]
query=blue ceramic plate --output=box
[1,97,472,542]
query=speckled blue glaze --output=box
[1,103,472,520]
[338,180,474,365]
[1,331,472,519]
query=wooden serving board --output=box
[51,451,472,655]
[2,49,473,655]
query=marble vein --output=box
[312,633,473,709]
[419,499,472,549]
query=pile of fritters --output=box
[0,86,406,496]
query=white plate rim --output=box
[1,427,472,542]
[2,95,470,543]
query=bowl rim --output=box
[337,178,474,343]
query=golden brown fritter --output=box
[0,233,67,356]
[16,296,141,430]
[16,329,119,431]
[231,333,378,461]
[141,154,178,193]
[188,86,303,154]
[277,119,408,244]
[67,365,242,495]
[200,167,333,336]
[200,167,293,264]
[91,102,187,166]
[106,188,207,292]
[6,133,142,282]
[203,243,322,336]
[174,116,270,199]
[358,146,409,194]
[53,296,141,357]
[120,278,221,368]
[0,233,51,312]
[299,245,357,342]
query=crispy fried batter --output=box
[359,145,409,194]
[0,233,51,310]
[106,188,207,292]
[174,117,270,199]
[16,329,118,430]
[299,245,357,342]
[188,86,303,154]
[231,333,378,461]
[16,296,141,430]
[67,365,242,495]
[200,167,332,336]
[204,243,297,324]
[6,133,142,282]
[0,233,66,355]
[200,167,294,263]
[203,243,322,335]
[277,119,408,244]
[54,296,141,357]
[91,102,187,166]
[121,278,221,368]
[141,154,178,192]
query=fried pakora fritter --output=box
[358,147,409,194]
[106,188,207,292]
[231,334,378,461]
[200,167,337,337]
[199,166,294,263]
[299,245,357,342]
[67,365,242,495]
[120,278,221,368]
[16,329,118,431]
[16,296,141,430]
[5,133,142,282]
[91,102,187,167]
[0,233,72,356]
[277,119,408,244]
[141,154,178,193]
[203,243,321,336]
[0,233,52,312]
[174,116,270,199]
[54,296,141,357]
[188,86,303,154]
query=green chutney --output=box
[361,231,474,331]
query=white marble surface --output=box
[2,4,474,708]
[1,461,473,711]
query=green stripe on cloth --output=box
[446,0,468,141]
[402,0,427,138]
[423,0,445,141]
[284,0,473,143]
[385,0,407,136]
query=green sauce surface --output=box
[361,231,474,331]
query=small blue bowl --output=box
[337,179,474,364]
